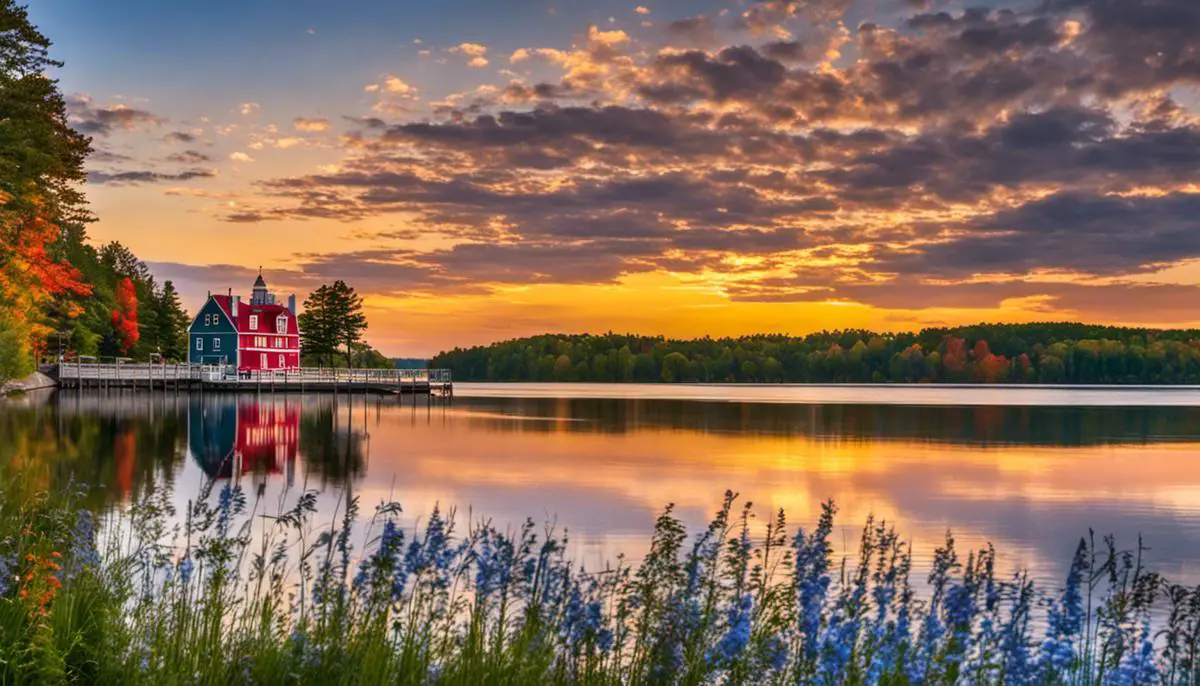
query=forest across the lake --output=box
[430,324,1200,384]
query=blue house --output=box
[188,293,240,366]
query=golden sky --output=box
[33,0,1200,355]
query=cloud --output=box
[67,94,164,136]
[164,131,197,144]
[165,150,212,164]
[229,151,255,163]
[88,169,215,185]
[212,0,1200,319]
[239,102,260,115]
[635,6,650,14]
[293,117,330,132]
[453,42,488,56]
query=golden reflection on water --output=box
[6,389,1200,587]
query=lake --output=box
[5,383,1200,590]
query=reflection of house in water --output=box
[187,395,298,484]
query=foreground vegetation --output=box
[432,325,1200,385]
[2,475,1198,685]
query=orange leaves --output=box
[0,204,92,365]
[110,277,139,353]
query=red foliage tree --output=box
[111,277,139,353]
[941,336,968,379]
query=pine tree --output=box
[327,280,367,367]
[299,284,338,366]
[299,281,368,367]
[155,281,190,361]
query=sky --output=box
[28,0,1200,356]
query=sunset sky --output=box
[29,0,1200,356]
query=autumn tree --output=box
[0,0,93,378]
[110,278,139,354]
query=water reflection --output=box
[4,389,1200,588]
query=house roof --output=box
[237,303,299,335]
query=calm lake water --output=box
[5,383,1200,588]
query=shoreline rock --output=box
[1,371,58,395]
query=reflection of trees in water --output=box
[1,391,187,508]
[457,398,1200,446]
[298,394,367,487]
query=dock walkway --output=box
[53,363,452,395]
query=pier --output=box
[53,363,452,396]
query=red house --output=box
[188,272,301,371]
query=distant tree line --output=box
[429,324,1200,385]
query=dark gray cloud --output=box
[165,150,212,164]
[88,169,215,185]
[874,192,1200,278]
[164,131,198,143]
[67,95,164,136]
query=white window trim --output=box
[249,315,259,330]
[213,338,221,351]
[276,316,288,334]
[196,337,203,351]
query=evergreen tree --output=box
[299,281,369,367]
[327,280,367,367]
[155,281,190,361]
[299,284,338,366]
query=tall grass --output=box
[1,476,1198,685]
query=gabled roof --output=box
[237,303,299,335]
[189,294,237,331]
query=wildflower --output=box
[179,557,194,584]
[793,501,835,665]
[712,593,754,666]
[1038,539,1087,677]
[0,553,14,596]
[68,510,100,578]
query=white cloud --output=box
[229,151,254,162]
[467,56,489,68]
[384,76,416,95]
[293,117,330,132]
[452,42,488,57]
[239,102,260,115]
[510,48,531,63]
[306,28,316,35]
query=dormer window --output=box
[249,315,259,330]
[277,316,288,334]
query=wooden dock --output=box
[53,363,452,396]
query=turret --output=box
[251,269,269,306]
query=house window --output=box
[277,316,287,334]
[279,354,286,367]
[213,338,221,351]
[196,337,203,351]
[260,353,267,368]
[249,315,259,330]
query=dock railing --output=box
[58,362,202,382]
[57,362,451,388]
